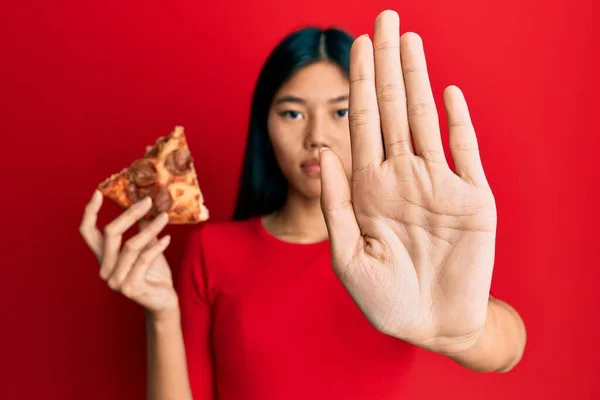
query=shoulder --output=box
[181,218,264,290]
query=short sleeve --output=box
[176,227,215,399]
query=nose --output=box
[304,112,329,150]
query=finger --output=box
[373,10,413,158]
[319,148,362,277]
[107,212,169,289]
[121,235,172,297]
[79,190,104,258]
[99,197,153,280]
[349,34,384,171]
[138,218,152,231]
[138,218,159,246]
[444,85,488,186]
[137,212,169,247]
[401,33,447,165]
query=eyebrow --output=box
[274,95,349,105]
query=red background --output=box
[1,0,598,398]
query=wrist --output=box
[425,328,485,357]
[146,305,181,327]
[445,298,525,373]
[445,322,492,372]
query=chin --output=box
[292,179,322,199]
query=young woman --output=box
[80,10,526,400]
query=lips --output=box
[301,158,321,174]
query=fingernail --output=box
[137,197,152,207]
[158,212,169,223]
[320,146,329,153]
[361,34,370,39]
[161,235,171,244]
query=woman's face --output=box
[267,61,352,199]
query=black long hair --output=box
[232,27,354,220]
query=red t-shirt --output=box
[177,217,416,399]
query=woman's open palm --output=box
[321,10,497,354]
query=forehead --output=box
[276,61,349,101]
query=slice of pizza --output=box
[98,126,209,224]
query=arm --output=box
[146,226,215,400]
[318,11,526,377]
[146,308,194,400]
[79,192,214,399]
[447,296,527,373]
[173,228,216,399]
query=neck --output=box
[263,189,328,244]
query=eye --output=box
[335,108,348,118]
[280,110,304,120]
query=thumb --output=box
[319,147,361,275]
